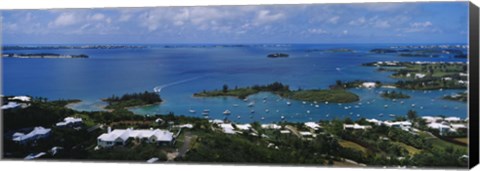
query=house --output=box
[24,152,47,160]
[235,124,251,131]
[362,82,377,88]
[97,128,174,148]
[299,131,315,138]
[383,121,412,131]
[173,124,193,129]
[8,96,31,102]
[12,127,51,144]
[219,123,236,134]
[422,116,443,123]
[304,122,322,130]
[427,123,451,135]
[366,118,383,126]
[280,130,291,134]
[1,102,21,110]
[56,117,83,127]
[415,73,426,79]
[450,124,467,132]
[261,124,281,129]
[343,124,372,130]
[444,117,461,123]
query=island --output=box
[443,92,467,102]
[194,82,359,103]
[370,48,397,54]
[381,90,410,99]
[3,45,145,50]
[2,53,89,59]
[363,61,468,90]
[267,53,289,58]
[103,91,162,110]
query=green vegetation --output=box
[380,91,410,99]
[104,91,162,110]
[443,92,467,102]
[338,140,368,153]
[363,61,467,90]
[331,80,382,89]
[194,82,359,103]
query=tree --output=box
[222,84,229,93]
[407,110,417,121]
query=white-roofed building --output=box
[427,123,451,135]
[422,116,443,123]
[343,124,372,130]
[56,117,83,127]
[261,124,281,129]
[219,123,236,134]
[383,121,412,131]
[1,102,21,110]
[450,124,467,132]
[173,124,193,129]
[304,122,322,130]
[362,82,377,88]
[280,130,291,134]
[366,119,383,126]
[444,117,461,123]
[97,128,174,148]
[235,124,251,131]
[9,96,31,102]
[12,127,51,143]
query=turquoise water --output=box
[2,44,468,123]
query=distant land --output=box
[2,45,145,50]
[2,53,88,59]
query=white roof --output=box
[261,124,281,129]
[56,117,83,126]
[1,102,20,110]
[220,123,236,134]
[147,158,159,163]
[9,96,31,102]
[383,121,412,127]
[209,119,224,124]
[299,131,313,136]
[450,124,467,129]
[427,123,450,129]
[280,130,291,134]
[366,119,382,125]
[174,124,193,129]
[422,116,443,122]
[98,129,174,142]
[444,117,461,122]
[235,124,251,131]
[24,152,46,160]
[304,122,321,130]
[12,127,51,142]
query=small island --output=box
[267,53,289,58]
[381,91,410,99]
[194,82,359,103]
[370,48,397,54]
[2,53,88,59]
[103,91,162,110]
[443,92,467,102]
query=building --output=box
[343,123,372,130]
[366,118,383,126]
[261,124,281,129]
[362,82,377,88]
[219,123,236,134]
[422,116,443,123]
[8,96,31,102]
[304,122,322,130]
[1,102,21,110]
[56,117,83,127]
[235,124,251,131]
[97,128,174,148]
[383,121,412,131]
[427,123,451,135]
[415,73,426,79]
[12,127,51,144]
[444,117,462,123]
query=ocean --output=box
[2,44,468,123]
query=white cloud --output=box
[49,13,78,27]
[349,17,366,26]
[401,21,438,33]
[254,10,285,25]
[328,16,340,24]
[373,20,390,28]
[410,21,432,28]
[308,28,328,34]
[90,13,105,21]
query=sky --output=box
[0,2,470,44]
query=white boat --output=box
[379,113,384,117]
[315,105,320,108]
[202,112,209,116]
[237,115,241,119]
[265,109,270,113]
[302,101,307,104]
[281,116,285,120]
[389,114,396,117]
[306,110,310,114]
[286,101,291,106]
[233,104,239,107]
[223,110,231,115]
[189,109,196,113]
[261,117,265,120]
[248,102,255,107]
[384,104,388,108]
[203,109,210,113]
[325,101,329,104]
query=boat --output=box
[263,100,267,103]
[411,104,416,107]
[233,104,239,107]
[325,101,329,104]
[203,109,210,113]
[379,113,384,117]
[261,117,265,120]
[302,101,307,104]
[202,112,209,116]
[248,102,255,107]
[286,101,291,106]
[315,105,319,108]
[250,110,255,114]
[389,114,396,117]
[204,116,209,119]
[223,110,231,115]
[189,109,196,113]
[306,110,310,114]
[265,109,270,113]
[237,115,241,119]
[281,116,285,120]
[384,104,388,108]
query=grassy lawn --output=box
[430,138,467,151]
[338,139,368,153]
[290,89,359,103]
[392,141,421,156]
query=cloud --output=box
[349,17,366,26]
[308,28,328,34]
[328,16,340,24]
[400,21,438,33]
[253,10,285,25]
[49,13,78,27]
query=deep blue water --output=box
[2,44,468,123]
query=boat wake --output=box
[153,76,206,93]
